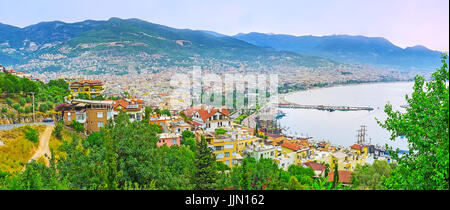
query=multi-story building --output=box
[184,105,232,131]
[111,98,145,122]
[57,99,113,133]
[243,144,276,161]
[201,131,238,168]
[157,133,181,147]
[198,126,262,168]
[149,115,184,133]
[69,80,105,98]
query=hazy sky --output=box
[1,0,448,51]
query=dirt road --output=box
[28,125,54,166]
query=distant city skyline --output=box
[0,0,448,51]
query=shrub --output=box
[215,128,227,135]
[5,98,13,106]
[12,103,20,110]
[24,127,39,143]
[19,97,26,106]
[38,103,48,113]
[70,120,85,133]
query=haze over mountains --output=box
[234,33,443,70]
[0,17,443,73]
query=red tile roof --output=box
[303,162,326,172]
[186,120,202,126]
[185,105,229,122]
[113,99,141,111]
[327,171,353,183]
[281,142,301,151]
[350,144,362,151]
[70,80,104,86]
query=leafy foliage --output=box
[352,160,392,190]
[378,53,449,190]
[24,126,39,143]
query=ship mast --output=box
[356,125,368,145]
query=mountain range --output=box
[0,17,444,72]
[234,33,443,70]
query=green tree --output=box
[5,98,13,106]
[182,130,195,140]
[193,136,217,190]
[378,53,449,190]
[70,120,85,133]
[182,137,197,152]
[38,103,48,113]
[240,158,251,190]
[352,160,392,190]
[332,163,339,189]
[24,126,39,143]
[19,97,26,106]
[144,107,153,120]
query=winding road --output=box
[28,125,55,166]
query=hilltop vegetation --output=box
[1,18,339,74]
[0,73,69,122]
[0,125,45,174]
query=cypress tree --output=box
[193,136,217,190]
[333,163,339,189]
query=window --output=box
[215,146,224,151]
[97,112,103,119]
[107,112,112,120]
[225,152,230,157]
[232,152,236,157]
[98,122,104,128]
[67,112,71,122]
[224,144,233,149]
[172,139,177,145]
[224,160,230,166]
[215,153,224,159]
[76,114,84,121]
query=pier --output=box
[278,99,374,111]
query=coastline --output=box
[279,80,414,103]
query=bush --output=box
[12,103,20,110]
[1,107,7,113]
[24,126,39,143]
[38,103,48,113]
[215,128,227,135]
[52,121,64,140]
[70,120,85,133]
[5,98,13,106]
[19,98,26,106]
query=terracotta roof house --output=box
[350,144,362,151]
[185,105,231,131]
[281,142,301,151]
[111,99,145,122]
[327,171,353,184]
[303,162,327,177]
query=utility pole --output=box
[32,92,35,123]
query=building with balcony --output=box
[56,99,113,133]
[112,98,145,122]
[243,144,276,161]
[184,105,232,131]
[69,80,105,98]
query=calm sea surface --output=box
[279,82,415,150]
